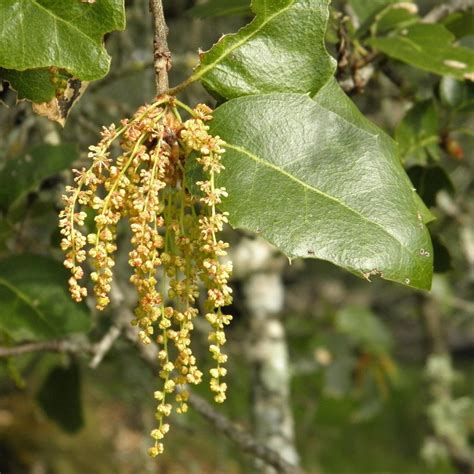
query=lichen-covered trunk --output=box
[235,238,299,473]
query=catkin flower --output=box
[59,96,233,457]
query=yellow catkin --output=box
[59,97,232,457]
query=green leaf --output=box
[194,85,433,290]
[304,78,434,225]
[0,0,125,106]
[395,100,440,164]
[367,24,474,81]
[0,254,90,342]
[193,0,336,99]
[0,68,56,103]
[443,11,474,39]
[348,0,401,24]
[0,0,125,80]
[0,144,79,213]
[335,307,393,355]
[37,361,84,433]
[369,3,419,36]
[188,0,251,18]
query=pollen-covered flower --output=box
[59,96,233,457]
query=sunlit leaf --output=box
[189,83,434,289]
[193,0,336,99]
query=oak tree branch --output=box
[0,340,88,358]
[149,0,171,95]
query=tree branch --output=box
[186,392,303,474]
[0,340,88,358]
[149,0,171,95]
[423,0,474,23]
[89,324,122,369]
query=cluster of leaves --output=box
[1,0,436,291]
[0,0,440,354]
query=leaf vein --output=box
[192,0,295,83]
[225,143,414,256]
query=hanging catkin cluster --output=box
[59,96,233,457]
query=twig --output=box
[423,0,474,23]
[89,324,122,369]
[149,0,171,95]
[0,337,302,471]
[0,340,88,358]
[186,392,303,474]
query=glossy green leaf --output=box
[188,0,251,18]
[367,24,474,81]
[193,0,336,99]
[0,0,125,80]
[37,361,84,433]
[0,144,79,213]
[0,0,125,104]
[195,86,433,289]
[0,255,90,342]
[395,101,440,164]
[308,79,434,225]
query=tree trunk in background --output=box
[233,238,300,473]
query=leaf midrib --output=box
[30,0,95,44]
[225,143,416,257]
[192,0,294,82]
[0,276,58,335]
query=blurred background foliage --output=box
[0,0,473,473]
